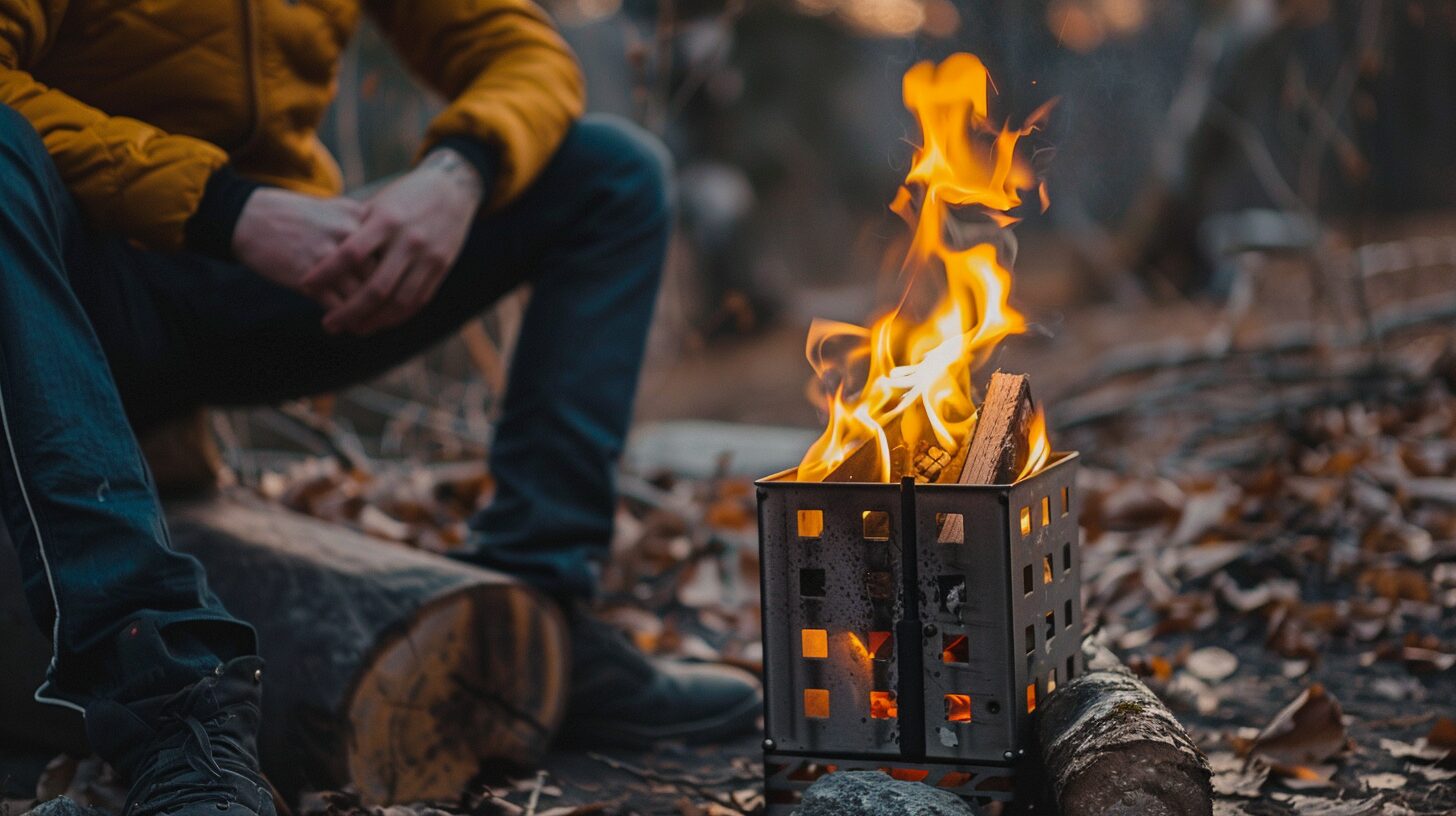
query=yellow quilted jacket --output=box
[0,0,584,251]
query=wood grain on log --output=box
[938,372,1034,544]
[1035,638,1213,816]
[137,410,225,498]
[167,496,569,804]
[0,495,569,805]
[959,372,1034,486]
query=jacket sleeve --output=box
[366,0,585,209]
[0,0,229,251]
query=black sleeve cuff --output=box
[429,135,499,194]
[185,166,263,261]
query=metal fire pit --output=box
[756,453,1083,812]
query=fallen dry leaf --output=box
[1378,737,1448,762]
[1268,794,1384,815]
[1357,772,1406,790]
[1244,684,1352,769]
[1209,751,1270,798]
[1410,764,1456,782]
[1427,716,1456,750]
[1186,646,1239,682]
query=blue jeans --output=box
[0,103,669,707]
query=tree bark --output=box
[1035,638,1213,816]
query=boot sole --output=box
[557,688,763,749]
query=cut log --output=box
[823,411,913,483]
[957,372,1034,485]
[938,372,1034,544]
[0,494,569,805]
[136,410,226,498]
[1035,637,1213,816]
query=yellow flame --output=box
[1018,406,1051,481]
[797,53,1052,483]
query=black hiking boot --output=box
[558,605,762,748]
[85,657,275,816]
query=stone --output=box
[797,771,982,816]
[25,797,110,816]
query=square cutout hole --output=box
[862,510,890,541]
[797,509,823,538]
[1065,599,1074,630]
[787,762,836,782]
[1041,495,1051,526]
[1062,542,1072,573]
[937,771,974,789]
[937,575,966,613]
[1042,554,1054,585]
[942,634,968,664]
[1061,486,1070,516]
[804,688,830,718]
[1024,624,1035,655]
[1045,610,1055,640]
[802,628,828,659]
[936,513,964,544]
[1067,655,1077,680]
[1026,682,1038,713]
[945,694,972,723]
[870,691,898,719]
[1048,667,1059,694]
[1019,506,1032,536]
[868,630,893,661]
[864,570,894,600]
[800,568,826,597]
[1022,564,1034,595]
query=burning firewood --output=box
[818,372,1045,489]
[937,371,1037,543]
[1035,637,1213,816]
[956,372,1036,485]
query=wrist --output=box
[186,166,264,261]
[425,137,496,204]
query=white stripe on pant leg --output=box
[0,376,87,713]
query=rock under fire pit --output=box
[798,771,984,816]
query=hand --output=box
[232,189,365,300]
[302,147,484,335]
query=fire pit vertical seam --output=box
[896,476,925,762]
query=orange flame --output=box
[796,53,1052,483]
[1018,406,1051,482]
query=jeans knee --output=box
[568,115,674,233]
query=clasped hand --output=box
[231,147,484,336]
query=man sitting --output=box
[0,1,760,815]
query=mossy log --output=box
[1035,638,1213,816]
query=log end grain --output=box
[347,585,569,804]
[165,495,570,804]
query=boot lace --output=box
[123,681,254,816]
